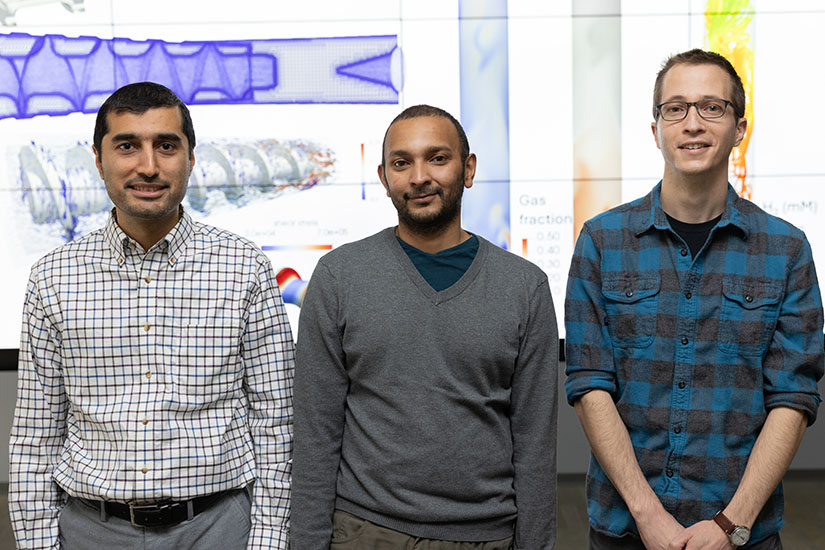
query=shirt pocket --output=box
[718,278,782,357]
[172,323,244,405]
[602,275,661,349]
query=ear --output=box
[651,121,661,150]
[463,153,477,189]
[733,116,747,147]
[93,145,104,179]
[377,164,390,196]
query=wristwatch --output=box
[713,510,751,547]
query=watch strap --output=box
[713,510,736,535]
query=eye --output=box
[665,103,686,115]
[116,142,134,151]
[158,142,176,152]
[391,159,408,168]
[701,100,725,114]
[431,154,447,163]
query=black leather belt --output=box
[78,490,231,527]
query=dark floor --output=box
[1,472,823,548]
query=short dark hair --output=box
[381,104,470,171]
[93,81,195,157]
[653,49,746,120]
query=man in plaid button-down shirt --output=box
[566,49,823,550]
[9,82,294,549]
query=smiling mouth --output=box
[127,182,169,199]
[405,189,440,201]
[127,178,170,194]
[680,144,710,150]
[131,184,165,191]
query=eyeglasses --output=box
[656,98,733,121]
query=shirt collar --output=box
[164,208,193,264]
[632,181,750,240]
[103,207,194,265]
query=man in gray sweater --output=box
[292,105,558,549]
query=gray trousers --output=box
[589,527,782,550]
[330,510,514,550]
[58,489,251,550]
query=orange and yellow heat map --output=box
[706,0,754,199]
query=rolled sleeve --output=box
[762,235,824,425]
[564,224,618,405]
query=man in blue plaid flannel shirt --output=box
[565,49,823,550]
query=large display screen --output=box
[1,0,822,358]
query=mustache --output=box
[403,187,442,200]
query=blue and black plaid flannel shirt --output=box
[565,182,823,542]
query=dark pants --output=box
[589,527,782,550]
[331,510,514,550]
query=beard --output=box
[391,168,465,236]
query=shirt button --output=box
[680,248,688,257]
[118,257,124,266]
[685,292,692,299]
[169,257,176,265]
[141,467,148,474]
[144,324,151,332]
[625,289,633,298]
[745,294,753,303]
[666,469,674,477]
[145,371,152,379]
[144,276,151,284]
[678,382,686,389]
[674,426,682,434]
[681,337,688,345]
[141,418,149,425]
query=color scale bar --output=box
[262,244,333,251]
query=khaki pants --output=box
[331,510,514,550]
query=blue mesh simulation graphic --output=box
[0,32,401,119]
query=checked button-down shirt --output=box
[565,182,823,542]
[10,211,294,550]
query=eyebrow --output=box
[661,94,723,102]
[388,145,453,158]
[110,132,183,143]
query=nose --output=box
[682,104,705,132]
[136,147,159,178]
[410,160,430,185]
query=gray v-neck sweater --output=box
[292,228,559,549]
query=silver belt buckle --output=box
[129,501,161,527]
